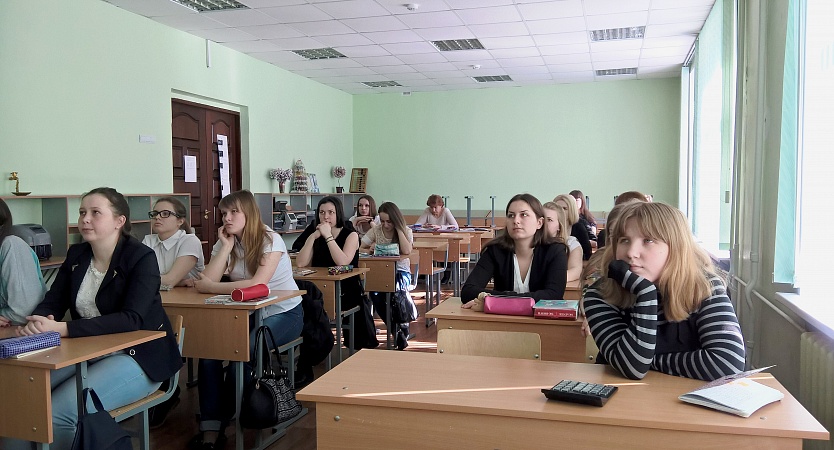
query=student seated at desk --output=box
[189,190,302,450]
[583,202,745,381]
[415,194,459,229]
[142,196,205,288]
[349,194,380,239]
[461,194,567,307]
[297,195,379,350]
[597,190,648,250]
[0,198,45,327]
[543,201,582,282]
[569,189,598,243]
[360,201,415,350]
[553,194,593,261]
[8,188,182,450]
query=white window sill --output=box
[775,292,834,340]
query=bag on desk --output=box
[0,331,61,358]
[483,295,535,316]
[241,326,302,429]
[71,388,132,450]
[374,243,400,256]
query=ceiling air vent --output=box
[595,68,638,76]
[362,81,403,88]
[431,39,485,51]
[170,0,248,12]
[473,75,512,83]
[589,26,646,42]
[291,48,346,60]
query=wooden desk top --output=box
[413,234,466,241]
[298,350,828,441]
[427,298,582,328]
[162,288,304,310]
[0,330,164,370]
[412,241,447,250]
[293,267,370,281]
[566,279,580,291]
[39,257,65,270]
[359,255,408,261]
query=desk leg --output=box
[233,361,243,450]
[452,261,460,297]
[385,292,392,350]
[425,275,433,327]
[74,361,89,418]
[334,281,344,364]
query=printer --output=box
[11,223,53,260]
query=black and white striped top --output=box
[584,276,745,381]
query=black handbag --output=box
[71,388,132,450]
[240,326,303,429]
[390,290,417,323]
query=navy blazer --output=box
[33,235,182,382]
[461,242,568,302]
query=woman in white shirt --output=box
[543,201,583,282]
[348,195,380,239]
[142,197,204,288]
[415,194,458,229]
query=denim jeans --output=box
[1,352,160,450]
[197,302,303,432]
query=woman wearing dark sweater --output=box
[461,194,568,305]
[554,194,593,260]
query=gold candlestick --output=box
[9,172,30,196]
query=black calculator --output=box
[541,380,618,407]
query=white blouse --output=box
[76,264,105,318]
[511,253,532,294]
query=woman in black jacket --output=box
[15,187,181,450]
[461,194,568,305]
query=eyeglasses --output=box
[148,210,181,219]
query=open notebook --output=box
[678,366,784,417]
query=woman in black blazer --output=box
[461,194,568,305]
[15,187,181,450]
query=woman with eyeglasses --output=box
[142,197,205,288]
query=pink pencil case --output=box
[231,284,269,302]
[483,295,535,316]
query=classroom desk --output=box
[565,278,581,300]
[358,255,407,350]
[412,241,447,322]
[292,268,370,364]
[298,350,829,450]
[426,297,587,363]
[413,233,467,296]
[161,288,304,450]
[0,330,164,448]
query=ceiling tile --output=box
[533,32,589,46]
[290,20,356,36]
[190,27,258,42]
[467,22,530,38]
[643,35,697,48]
[423,70,469,79]
[410,62,459,72]
[396,52,447,64]
[507,71,553,80]
[414,26,474,41]
[431,77,477,85]
[490,47,541,59]
[583,0,650,16]
[502,63,549,73]
[649,6,713,25]
[328,67,380,76]
[452,60,501,70]
[538,43,590,55]
[352,55,404,66]
[645,21,704,38]
[106,0,196,17]
[639,45,691,59]
[315,33,375,47]
[315,0,391,19]
[584,11,649,30]
[592,49,640,62]
[651,0,716,9]
[247,50,305,63]
[455,6,522,25]
[377,0,451,14]
[444,0,513,8]
[237,23,304,39]
[589,39,644,52]
[399,79,440,86]
[381,42,439,55]
[517,1,583,20]
[201,9,278,27]
[151,14,226,31]
[397,11,464,29]
[259,5,332,23]
[342,16,409,32]
[239,0,306,7]
[551,72,595,83]
[479,36,536,49]
[373,65,421,75]
[265,36,327,50]
[526,17,587,35]
[498,56,545,67]
[592,59,639,70]
[548,62,593,73]
[542,52,591,64]
[363,29,424,44]
[223,40,281,52]
[441,49,493,62]
[639,55,688,66]
[335,45,391,57]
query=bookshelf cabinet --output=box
[254,192,366,234]
[2,193,191,257]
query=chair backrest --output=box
[168,314,184,351]
[408,250,420,290]
[436,329,542,360]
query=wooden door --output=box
[171,100,241,259]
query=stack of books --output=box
[533,300,579,320]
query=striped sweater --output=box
[584,272,745,381]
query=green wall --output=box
[353,78,681,213]
[0,0,353,197]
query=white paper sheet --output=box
[217,134,230,198]
[184,155,197,183]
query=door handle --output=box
[204,210,210,219]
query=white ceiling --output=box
[103,0,712,94]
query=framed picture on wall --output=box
[308,173,319,193]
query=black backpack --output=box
[296,280,335,367]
